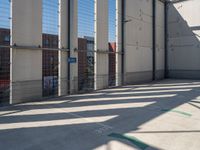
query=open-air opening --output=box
[78,0,95,92]
[108,0,117,87]
[42,0,59,97]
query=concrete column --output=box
[116,0,122,86]
[10,0,42,104]
[58,0,68,96]
[124,0,153,84]
[69,0,78,93]
[94,0,109,90]
[155,0,165,80]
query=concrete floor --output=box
[0,79,200,150]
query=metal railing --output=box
[42,0,59,97]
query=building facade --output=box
[0,28,10,104]
[42,34,59,97]
[109,42,116,86]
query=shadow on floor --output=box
[0,79,200,150]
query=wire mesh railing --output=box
[0,0,121,104]
[0,0,10,105]
[108,0,116,87]
[78,0,95,92]
[42,0,59,97]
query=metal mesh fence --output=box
[0,0,121,104]
[42,0,59,97]
[108,0,116,87]
[0,0,10,104]
[78,0,95,91]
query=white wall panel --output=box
[124,0,153,83]
[155,0,165,78]
[58,0,68,96]
[70,0,78,93]
[94,0,109,90]
[11,0,42,103]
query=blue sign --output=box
[68,57,77,63]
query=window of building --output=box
[44,39,49,45]
[4,35,10,42]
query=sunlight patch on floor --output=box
[109,89,191,95]
[4,102,155,117]
[71,94,176,103]
[0,115,118,130]
[134,84,200,90]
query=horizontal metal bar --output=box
[0,45,123,54]
[0,45,69,52]
[74,49,123,54]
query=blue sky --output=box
[0,0,116,42]
[0,0,10,29]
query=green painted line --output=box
[161,109,192,117]
[108,133,149,150]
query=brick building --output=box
[42,34,59,96]
[78,37,116,89]
[78,36,95,91]
[109,42,116,86]
[0,28,10,103]
[78,38,88,90]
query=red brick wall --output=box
[42,34,59,96]
[78,38,88,89]
[0,28,10,81]
[0,28,10,100]
[42,34,58,77]
[109,42,116,85]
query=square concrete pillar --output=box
[69,0,78,93]
[94,0,109,90]
[58,0,69,96]
[124,0,153,84]
[116,0,122,86]
[155,0,165,80]
[10,0,42,104]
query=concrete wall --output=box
[10,0,42,104]
[124,0,153,84]
[58,0,68,96]
[167,0,200,79]
[94,0,109,90]
[8,0,168,103]
[155,0,165,79]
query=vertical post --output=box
[58,0,69,96]
[69,0,78,93]
[152,0,156,80]
[10,0,12,104]
[94,0,109,90]
[116,0,122,86]
[67,0,71,94]
[10,0,42,104]
[121,0,125,85]
[164,1,168,78]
